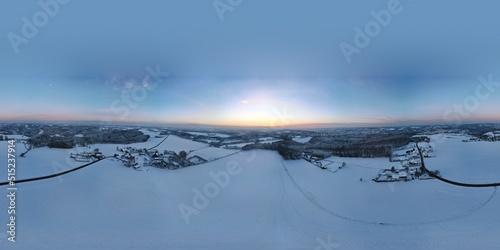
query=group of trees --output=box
[241,140,304,160]
[83,129,150,144]
[27,134,76,149]
[27,129,150,149]
[241,133,414,160]
[48,140,75,149]
[277,145,302,160]
[329,134,414,158]
[28,134,76,149]
[179,150,187,160]
[331,144,392,158]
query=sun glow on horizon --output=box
[3,78,500,127]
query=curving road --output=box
[0,156,110,186]
[147,134,169,150]
[416,143,500,187]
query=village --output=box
[39,125,498,179]
[373,139,437,183]
[63,130,442,179]
[114,146,204,170]
[68,145,218,170]
[70,148,106,162]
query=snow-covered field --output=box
[293,136,312,144]
[0,133,210,180]
[224,142,254,149]
[186,132,231,138]
[426,134,500,183]
[154,135,208,153]
[1,134,500,249]
[188,146,240,161]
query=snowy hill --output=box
[1,134,500,249]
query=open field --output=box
[1,134,500,249]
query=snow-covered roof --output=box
[484,132,495,137]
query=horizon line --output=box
[1,119,499,130]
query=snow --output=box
[186,132,231,138]
[187,146,239,162]
[259,137,276,141]
[426,134,500,183]
[484,132,495,137]
[1,134,500,249]
[0,133,211,180]
[154,135,208,154]
[224,142,254,149]
[3,135,29,140]
[0,140,85,180]
[484,131,500,136]
[258,137,282,144]
[211,133,231,138]
[187,156,205,164]
[223,140,243,144]
[261,139,282,144]
[292,136,312,143]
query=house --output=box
[389,172,398,179]
[121,154,137,168]
[187,155,208,165]
[374,164,432,183]
[310,150,332,159]
[170,162,180,169]
[148,149,161,158]
[398,171,408,180]
[376,175,389,182]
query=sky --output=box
[1,0,500,127]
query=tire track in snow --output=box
[278,164,320,241]
[280,160,497,227]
